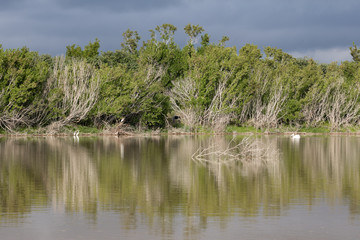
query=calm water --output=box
[0,135,359,240]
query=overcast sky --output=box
[1,0,359,63]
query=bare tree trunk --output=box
[302,85,330,126]
[327,82,360,129]
[0,77,32,132]
[247,70,288,129]
[303,77,360,129]
[203,76,236,132]
[168,77,202,129]
[0,105,31,132]
[168,68,236,132]
[47,57,100,132]
[128,62,168,113]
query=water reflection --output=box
[0,135,360,234]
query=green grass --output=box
[69,125,101,134]
[3,123,360,136]
[338,126,360,133]
[298,126,331,133]
[226,125,262,133]
[0,125,101,135]
[227,125,335,134]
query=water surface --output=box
[0,135,359,239]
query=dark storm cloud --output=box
[180,0,360,61]
[0,0,26,11]
[242,0,360,30]
[0,0,359,62]
[56,0,184,12]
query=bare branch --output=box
[168,67,237,131]
[192,137,279,166]
[48,57,100,131]
[247,70,288,129]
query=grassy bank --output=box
[2,124,360,137]
[226,125,360,134]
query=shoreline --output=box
[2,130,360,138]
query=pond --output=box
[0,135,359,240]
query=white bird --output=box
[73,130,79,136]
[291,133,300,139]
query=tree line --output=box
[1,23,360,133]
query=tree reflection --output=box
[0,135,360,231]
[0,137,99,223]
[45,138,99,217]
[0,138,48,224]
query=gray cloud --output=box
[290,47,352,63]
[0,0,359,62]
[0,0,27,11]
[56,0,184,12]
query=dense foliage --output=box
[1,24,360,132]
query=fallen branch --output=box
[192,137,279,165]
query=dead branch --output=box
[303,77,360,129]
[248,71,288,128]
[48,57,100,131]
[168,68,237,131]
[302,85,330,126]
[192,137,279,165]
[0,74,34,131]
[128,62,168,113]
[0,106,32,132]
[327,82,360,129]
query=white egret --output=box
[291,133,300,139]
[73,130,79,136]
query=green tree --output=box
[93,64,133,124]
[66,38,100,61]
[154,24,177,45]
[184,24,204,45]
[65,44,83,59]
[219,36,230,46]
[350,42,360,62]
[100,50,138,69]
[84,38,100,59]
[0,47,50,130]
[121,29,141,55]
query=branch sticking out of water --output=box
[191,137,279,165]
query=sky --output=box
[1,0,359,63]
